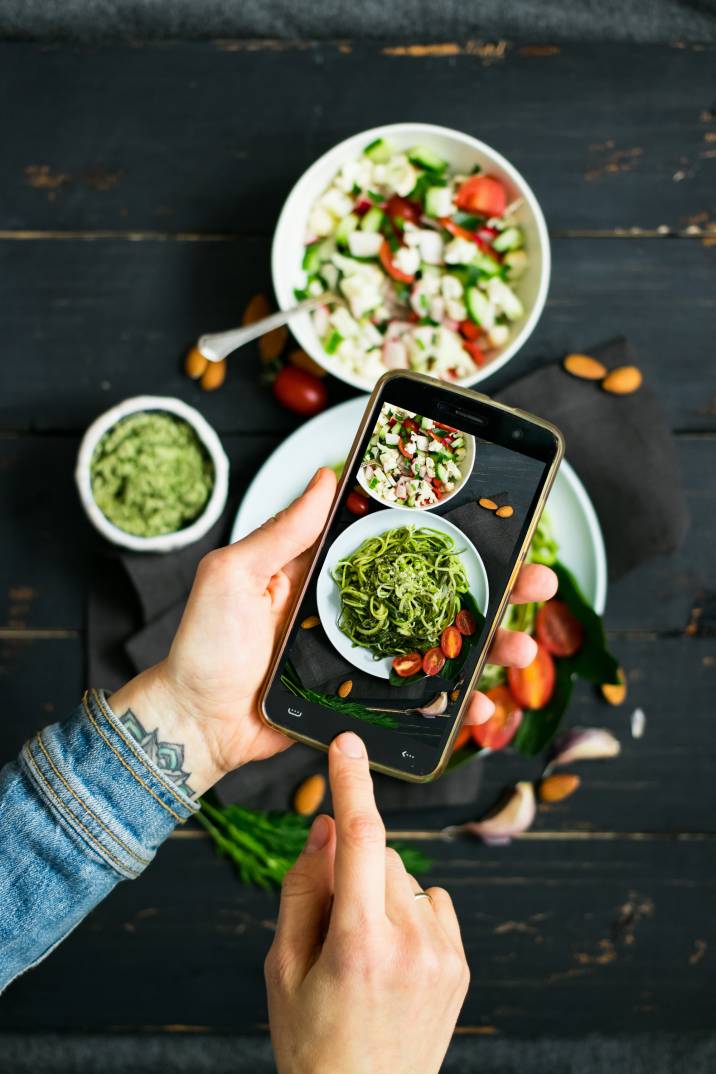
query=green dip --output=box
[90,411,215,537]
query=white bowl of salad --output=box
[272,123,550,391]
[357,403,475,510]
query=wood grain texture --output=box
[0,42,714,233]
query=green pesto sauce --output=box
[90,411,215,537]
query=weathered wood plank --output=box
[0,42,714,232]
[0,833,712,1035]
[0,237,714,435]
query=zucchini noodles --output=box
[332,525,470,658]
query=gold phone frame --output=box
[259,369,565,782]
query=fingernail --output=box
[306,814,331,852]
[476,698,495,725]
[304,468,322,493]
[335,731,365,758]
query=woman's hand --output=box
[109,466,557,795]
[266,731,469,1074]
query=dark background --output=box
[0,1,714,1071]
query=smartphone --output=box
[261,370,564,782]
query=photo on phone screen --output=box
[263,378,561,779]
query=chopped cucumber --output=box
[492,226,524,253]
[451,436,464,448]
[324,329,343,355]
[364,137,394,163]
[504,249,528,280]
[302,240,329,274]
[466,286,494,328]
[335,213,360,247]
[424,185,454,218]
[408,145,447,172]
[360,206,385,232]
[436,462,449,483]
[471,250,501,277]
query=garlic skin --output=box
[457,782,536,846]
[547,727,621,772]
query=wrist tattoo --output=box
[119,709,196,797]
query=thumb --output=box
[239,467,336,587]
[271,814,336,981]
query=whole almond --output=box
[293,774,326,816]
[301,615,320,629]
[259,324,289,364]
[289,348,327,378]
[338,679,353,698]
[539,773,581,803]
[200,359,226,391]
[602,365,643,395]
[479,497,498,510]
[184,345,209,380]
[242,293,271,325]
[496,505,514,518]
[564,353,608,380]
[601,668,627,706]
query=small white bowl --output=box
[272,122,551,393]
[75,395,229,553]
[357,429,476,511]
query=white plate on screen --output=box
[231,397,607,614]
[315,507,490,679]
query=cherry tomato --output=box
[423,647,446,676]
[472,685,523,750]
[384,195,422,225]
[453,724,472,751]
[392,652,423,678]
[462,340,486,366]
[346,490,370,517]
[440,625,463,660]
[379,240,415,283]
[536,600,584,657]
[398,437,413,459]
[455,609,477,636]
[273,365,327,417]
[454,175,507,217]
[459,319,481,341]
[507,642,556,709]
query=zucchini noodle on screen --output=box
[332,525,469,658]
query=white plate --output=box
[316,507,490,679]
[231,397,607,614]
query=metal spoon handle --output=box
[198,294,336,362]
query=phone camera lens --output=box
[512,429,524,440]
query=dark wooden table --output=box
[1,40,714,1040]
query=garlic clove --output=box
[416,692,449,718]
[456,781,535,846]
[547,727,621,772]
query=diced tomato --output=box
[455,609,477,636]
[434,421,458,433]
[353,198,372,216]
[398,437,413,459]
[454,175,507,217]
[536,600,584,657]
[476,226,499,245]
[423,647,446,676]
[438,217,490,251]
[402,417,420,435]
[459,319,481,341]
[392,652,423,678]
[453,724,472,751]
[507,642,556,709]
[440,625,463,660]
[379,240,414,283]
[346,490,370,517]
[384,195,422,225]
[462,341,487,366]
[428,429,450,448]
[472,685,523,750]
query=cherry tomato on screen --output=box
[536,600,584,657]
[507,642,556,709]
[455,609,477,636]
[384,195,423,225]
[345,490,370,517]
[422,647,446,676]
[272,366,327,417]
[392,652,423,678]
[440,625,463,660]
[472,685,523,750]
[454,175,507,217]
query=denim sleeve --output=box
[0,688,198,992]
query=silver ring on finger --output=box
[413,890,433,905]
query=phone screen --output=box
[264,375,561,779]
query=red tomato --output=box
[273,366,327,417]
[477,226,499,245]
[455,609,477,636]
[454,175,507,217]
[398,437,413,459]
[459,319,481,341]
[440,625,463,660]
[402,417,420,435]
[462,341,486,366]
[472,685,523,750]
[392,652,423,678]
[379,240,415,283]
[453,724,472,751]
[508,642,556,709]
[346,490,370,516]
[438,217,479,244]
[384,195,422,225]
[423,647,446,676]
[536,600,584,657]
